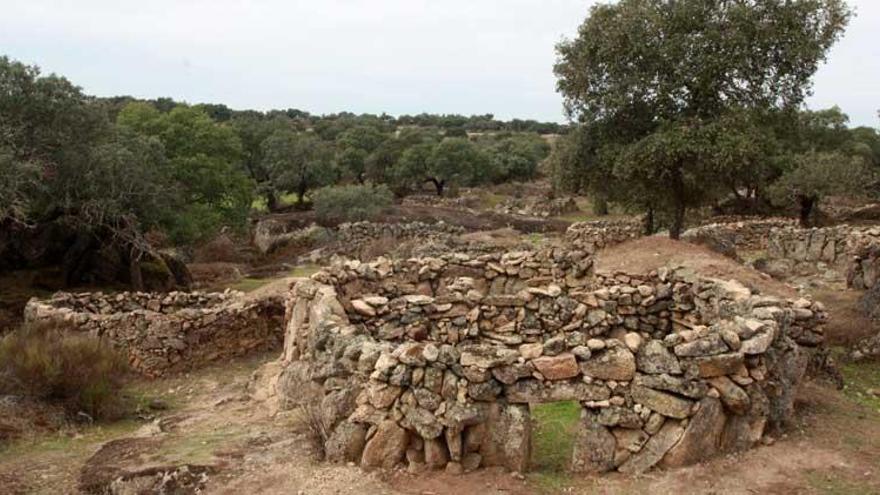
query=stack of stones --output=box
[25,290,286,377]
[494,197,580,218]
[268,252,826,476]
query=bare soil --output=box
[595,236,799,299]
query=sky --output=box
[1,0,878,126]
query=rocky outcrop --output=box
[262,250,826,475]
[24,290,286,377]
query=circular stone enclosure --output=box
[266,249,826,474]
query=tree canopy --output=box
[554,0,852,237]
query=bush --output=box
[0,322,131,420]
[312,184,393,223]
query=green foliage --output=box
[482,133,551,182]
[261,130,337,204]
[312,184,393,223]
[117,103,253,243]
[553,0,852,236]
[769,151,876,224]
[335,124,387,183]
[0,322,131,420]
[391,138,491,196]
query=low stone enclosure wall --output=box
[682,218,796,257]
[763,225,880,284]
[254,219,465,256]
[24,290,286,377]
[266,249,826,475]
[494,196,580,218]
[565,219,644,253]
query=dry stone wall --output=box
[266,250,826,475]
[25,290,286,377]
[565,220,643,254]
[494,197,580,218]
[847,242,880,291]
[682,218,796,258]
[763,225,880,285]
[254,219,465,257]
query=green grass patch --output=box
[840,358,880,414]
[251,193,307,213]
[479,191,507,209]
[0,419,142,461]
[530,401,580,472]
[227,264,322,293]
[529,401,580,492]
[289,264,321,278]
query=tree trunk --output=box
[593,196,609,216]
[266,190,280,212]
[62,233,94,287]
[297,182,308,209]
[670,201,686,240]
[669,166,686,240]
[129,247,144,292]
[427,178,445,196]
[643,206,655,235]
[798,195,816,228]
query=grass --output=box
[227,264,322,293]
[478,191,507,209]
[840,358,880,414]
[529,401,580,492]
[530,401,580,471]
[0,419,142,462]
[251,193,307,213]
[806,469,878,495]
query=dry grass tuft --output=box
[0,321,131,420]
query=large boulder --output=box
[361,420,409,469]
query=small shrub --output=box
[0,322,131,420]
[312,184,393,224]
[293,402,330,460]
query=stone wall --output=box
[763,225,880,284]
[494,197,580,218]
[24,290,286,377]
[847,242,880,291]
[265,251,826,475]
[682,218,796,258]
[565,219,644,254]
[253,219,465,257]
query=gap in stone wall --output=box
[530,400,580,473]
